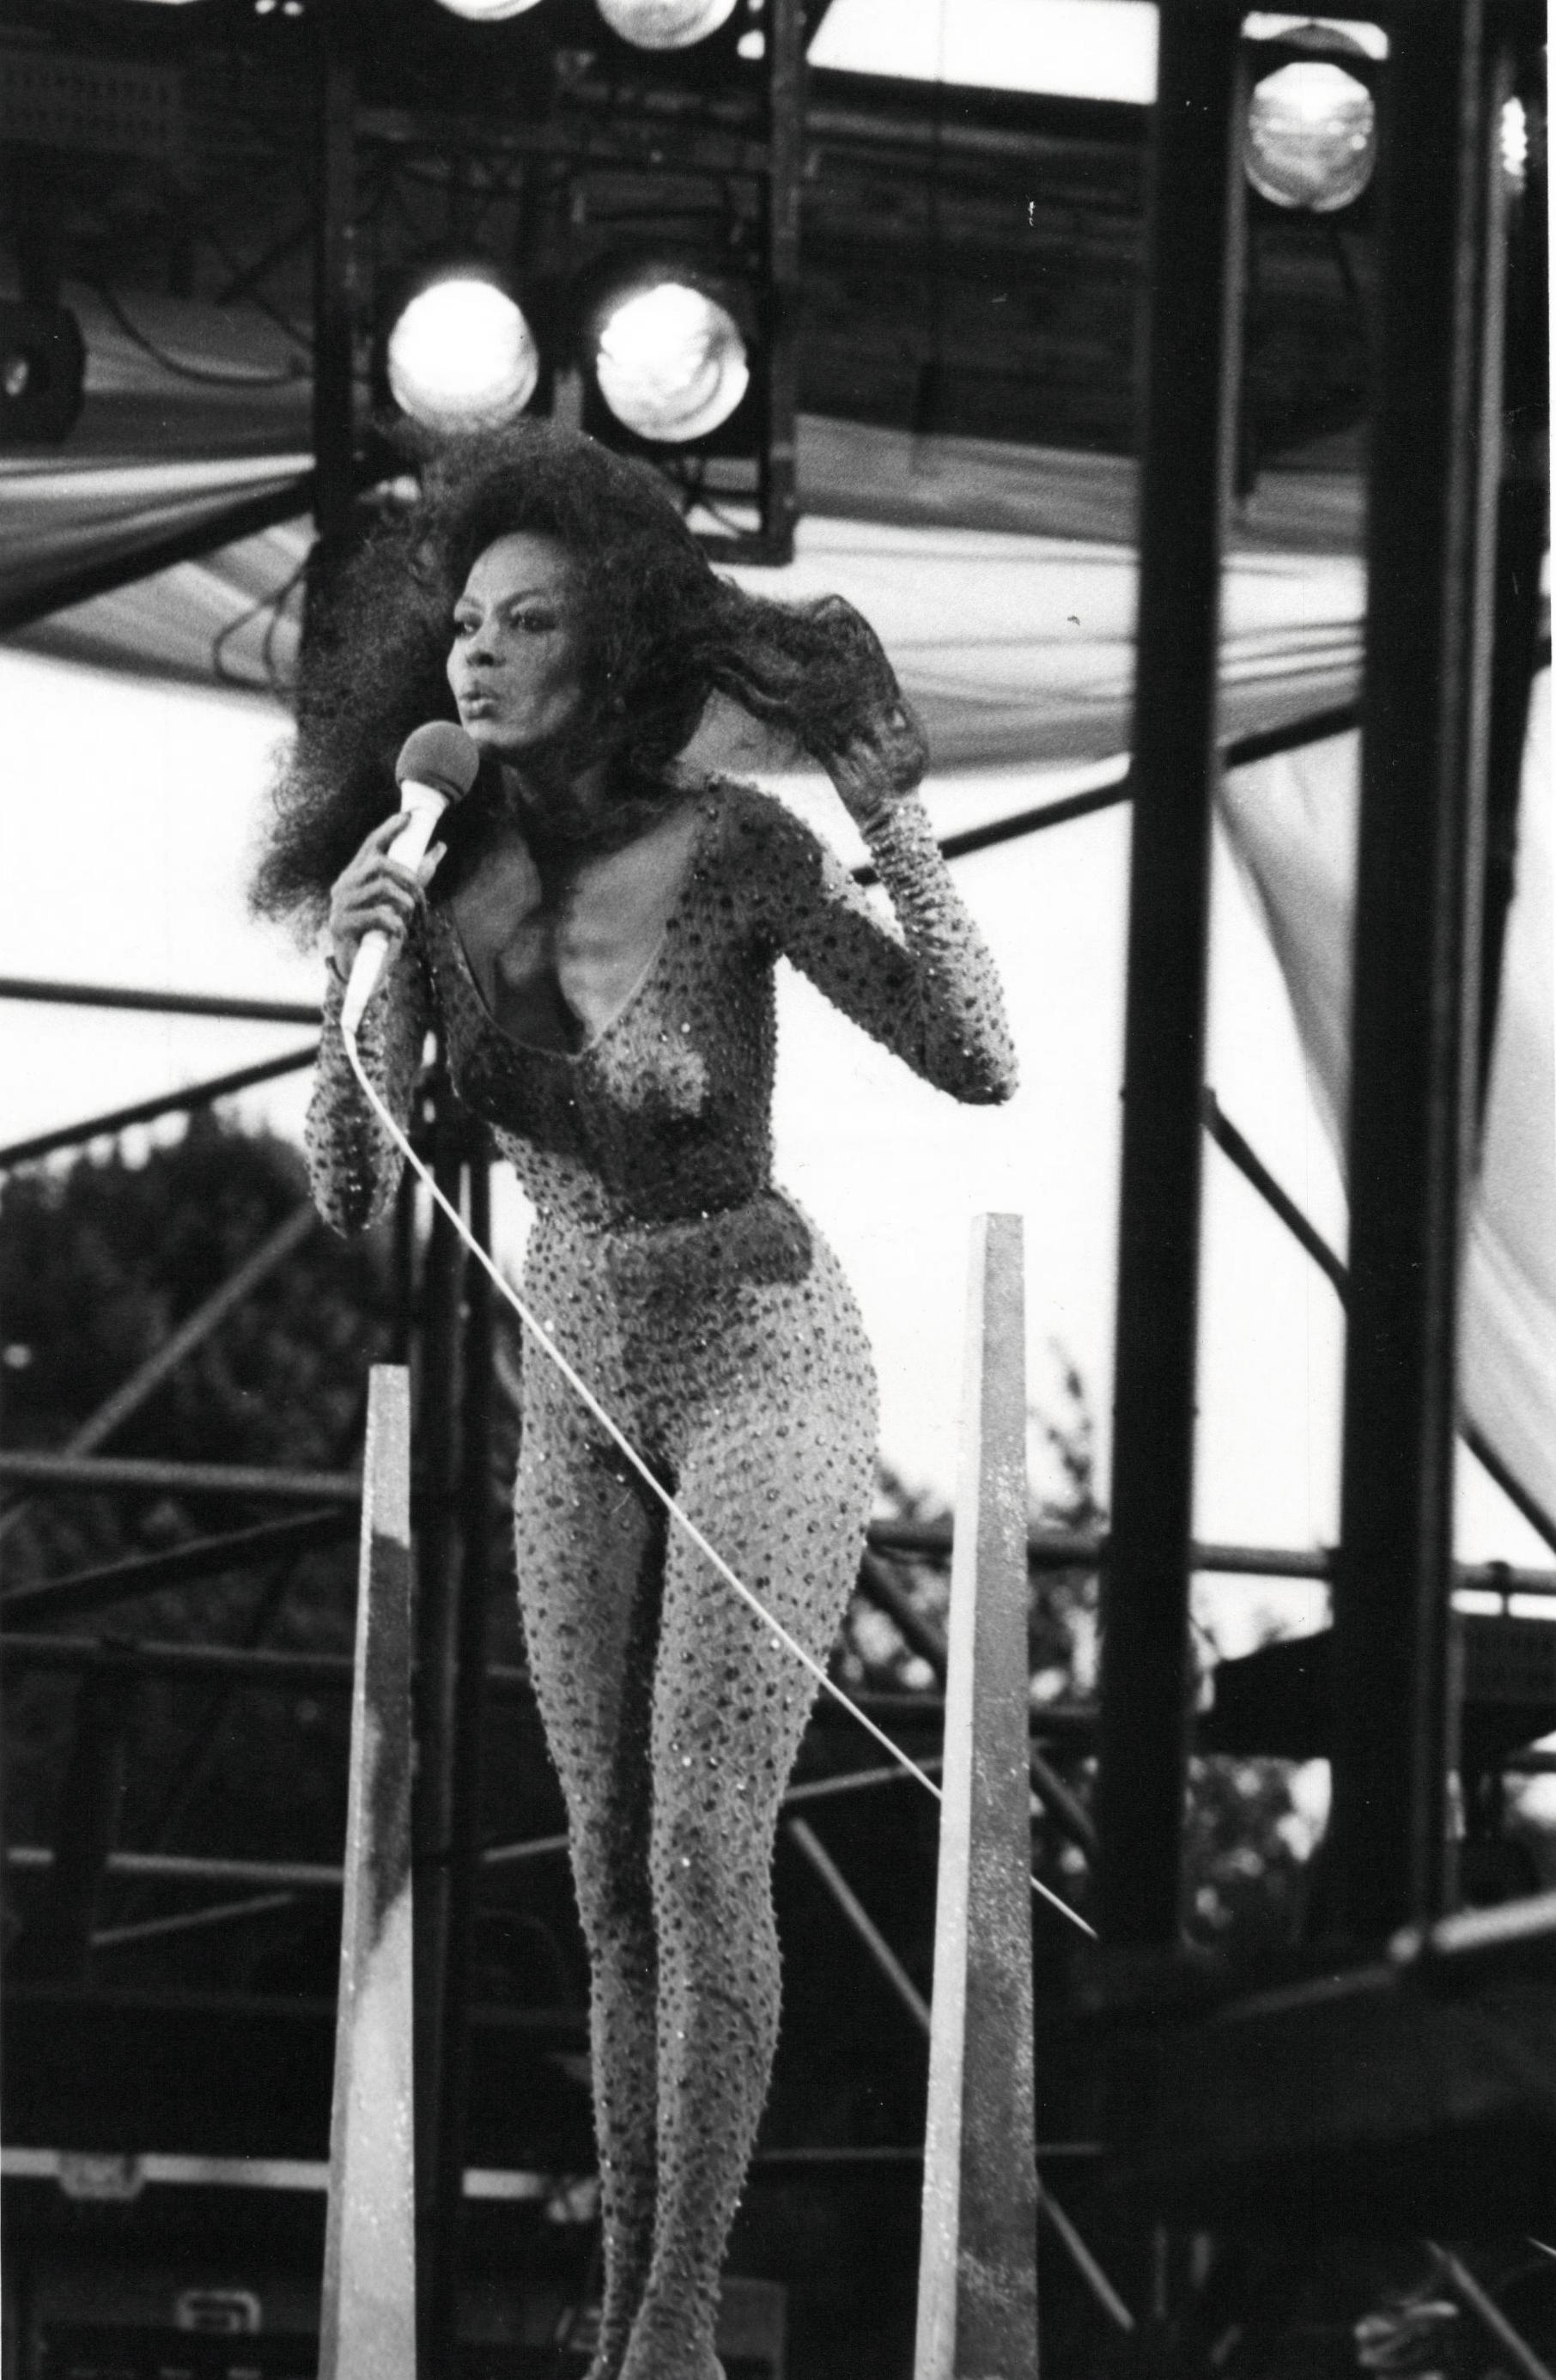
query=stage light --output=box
[596,0,738,51]
[1501,96,1529,190]
[434,0,546,17]
[588,278,749,444]
[0,300,86,446]
[1246,32,1376,215]
[386,273,539,433]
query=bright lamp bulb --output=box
[386,277,538,433]
[596,0,738,50]
[593,282,749,444]
[1246,58,1377,213]
[435,0,546,16]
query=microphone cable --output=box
[342,1015,1096,1943]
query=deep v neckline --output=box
[438,797,711,1063]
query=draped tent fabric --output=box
[2,286,1365,746]
[1219,679,1556,1531]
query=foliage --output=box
[0,1114,396,1975]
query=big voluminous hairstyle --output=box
[251,419,926,934]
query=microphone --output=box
[340,721,481,1038]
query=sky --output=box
[3,641,1547,1670]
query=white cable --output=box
[343,1024,1096,1942]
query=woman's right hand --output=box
[328,814,444,977]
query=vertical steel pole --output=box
[412,1103,466,2372]
[320,1366,416,2380]
[1094,1,1247,1951]
[759,0,803,562]
[915,1214,1037,2380]
[1329,0,1505,1940]
[425,1147,495,2365]
[11,1653,137,1984]
[1478,46,1547,1115]
[313,0,356,549]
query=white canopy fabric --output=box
[1220,678,1556,1535]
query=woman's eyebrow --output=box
[455,584,561,611]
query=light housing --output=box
[384,269,539,434]
[582,270,751,446]
[595,0,739,51]
[1245,27,1377,215]
[432,0,546,15]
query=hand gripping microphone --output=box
[339,721,481,1038]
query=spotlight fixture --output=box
[595,0,738,51]
[585,275,750,445]
[1245,26,1377,214]
[0,300,86,445]
[434,0,546,16]
[385,271,539,434]
[1500,95,1529,190]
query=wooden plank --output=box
[915,1214,1038,2380]
[319,1367,416,2380]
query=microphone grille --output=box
[396,722,481,801]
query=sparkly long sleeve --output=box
[305,936,432,1236]
[736,786,1018,1104]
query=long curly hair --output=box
[251,418,926,933]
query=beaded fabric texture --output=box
[307,776,1016,2380]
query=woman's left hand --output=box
[826,699,929,822]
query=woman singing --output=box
[256,421,1015,2380]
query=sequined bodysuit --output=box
[307,776,1016,2380]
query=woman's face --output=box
[446,533,588,763]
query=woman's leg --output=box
[620,1284,877,2380]
[514,1381,667,2380]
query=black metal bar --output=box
[758,0,804,563]
[1094,0,1247,1951]
[0,1637,356,1692]
[92,1890,298,1953]
[412,1110,468,2375]
[1331,0,1504,1939]
[855,1551,1096,1855]
[313,5,358,546]
[6,1844,343,1893]
[0,977,320,1026]
[8,1653,138,1984]
[428,1153,495,2362]
[853,773,1132,890]
[0,1510,356,1625]
[1477,50,1549,1116]
[1462,1421,1556,1562]
[0,1045,319,1171]
[1201,1090,1350,1300]
[0,1452,359,1505]
[0,479,318,640]
[1426,2244,1556,2380]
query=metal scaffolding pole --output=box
[313,1,358,550]
[1330,0,1508,1939]
[423,1148,495,2369]
[757,0,804,563]
[1094,0,1247,1951]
